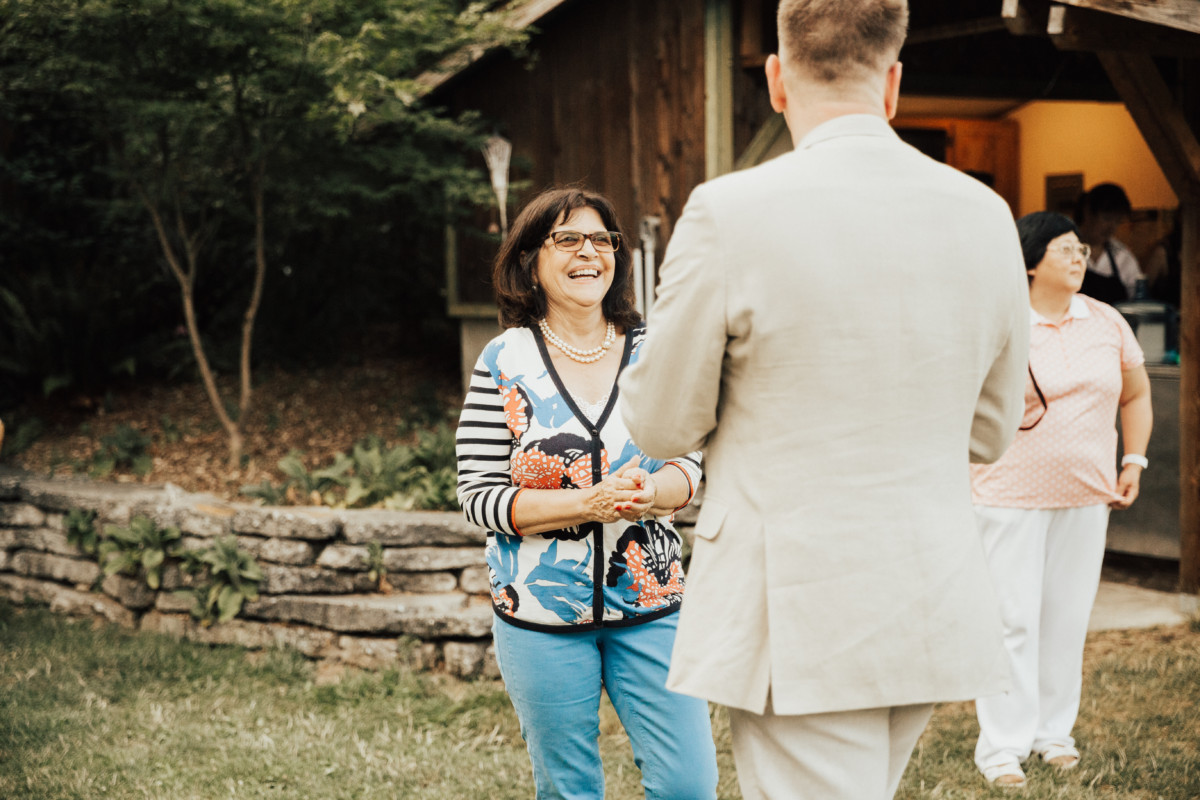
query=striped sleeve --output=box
[456,356,522,535]
[662,451,703,511]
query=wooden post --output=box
[1182,201,1199,598]
[1096,50,1200,601]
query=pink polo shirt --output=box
[971,293,1144,509]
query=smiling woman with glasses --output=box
[453,186,719,799]
[967,211,1153,788]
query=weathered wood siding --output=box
[439,1,710,301]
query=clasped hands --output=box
[583,456,658,524]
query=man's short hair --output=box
[1075,182,1132,221]
[777,0,908,84]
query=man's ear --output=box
[766,54,787,114]
[883,61,903,120]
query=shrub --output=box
[241,422,459,511]
[91,424,153,477]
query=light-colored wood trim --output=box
[1057,0,1200,35]
[705,0,735,179]
[1002,0,1049,36]
[735,114,788,170]
[445,224,499,320]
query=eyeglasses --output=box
[545,230,622,253]
[1048,242,1091,260]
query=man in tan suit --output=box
[619,1,1030,797]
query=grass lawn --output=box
[2,600,1196,799]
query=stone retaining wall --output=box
[0,467,501,678]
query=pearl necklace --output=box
[538,319,616,364]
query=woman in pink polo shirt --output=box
[969,211,1153,788]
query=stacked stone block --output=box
[0,468,498,678]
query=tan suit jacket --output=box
[619,114,1030,716]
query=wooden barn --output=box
[423,0,1200,602]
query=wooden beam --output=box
[906,17,1010,46]
[1096,51,1200,202]
[1182,201,1200,597]
[1057,0,1200,36]
[416,0,573,94]
[1002,0,1052,37]
[1047,4,1200,57]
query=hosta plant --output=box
[65,508,99,556]
[98,516,182,590]
[179,536,263,626]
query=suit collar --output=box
[797,114,898,150]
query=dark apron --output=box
[1080,243,1129,305]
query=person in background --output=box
[455,186,718,800]
[970,211,1153,788]
[1144,210,1182,309]
[1075,182,1144,304]
[619,0,1030,797]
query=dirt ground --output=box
[3,357,462,502]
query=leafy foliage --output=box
[0,415,43,460]
[178,536,263,625]
[0,0,526,436]
[64,508,99,557]
[90,424,154,477]
[98,516,182,590]
[366,540,391,593]
[241,421,459,511]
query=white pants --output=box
[728,701,935,799]
[972,504,1109,772]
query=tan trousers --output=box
[728,702,935,800]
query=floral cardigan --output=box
[455,323,702,632]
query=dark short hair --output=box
[1017,211,1080,274]
[1075,182,1132,221]
[492,186,640,330]
[777,0,908,84]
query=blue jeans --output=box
[492,613,719,800]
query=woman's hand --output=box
[615,463,658,523]
[582,457,647,523]
[1110,464,1143,509]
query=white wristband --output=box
[1121,454,1148,469]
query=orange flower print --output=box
[621,540,684,608]
[492,584,519,615]
[607,525,685,610]
[501,379,530,438]
[512,446,569,489]
[567,448,609,488]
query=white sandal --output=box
[1038,744,1081,771]
[982,761,1027,788]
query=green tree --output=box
[1,0,521,466]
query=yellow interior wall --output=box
[1004,100,1178,217]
